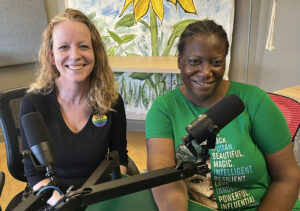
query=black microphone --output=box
[21,112,56,182]
[181,94,245,160]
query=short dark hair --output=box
[178,19,229,56]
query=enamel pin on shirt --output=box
[92,114,107,127]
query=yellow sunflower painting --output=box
[120,0,197,22]
[67,0,234,119]
[119,0,197,56]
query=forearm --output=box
[260,143,300,210]
[258,179,300,211]
[152,180,188,211]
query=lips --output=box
[65,64,86,70]
[191,79,215,88]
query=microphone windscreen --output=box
[204,94,245,129]
[21,112,51,147]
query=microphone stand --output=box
[54,159,196,210]
[15,128,218,211]
[13,150,122,211]
[22,149,57,184]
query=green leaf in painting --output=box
[129,73,153,80]
[163,19,198,56]
[125,52,141,56]
[141,80,152,109]
[138,19,150,30]
[121,77,127,104]
[108,30,122,44]
[121,34,137,44]
[172,19,198,37]
[113,72,124,77]
[115,14,135,28]
[134,84,142,107]
[107,46,117,56]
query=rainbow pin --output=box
[92,114,107,127]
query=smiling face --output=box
[51,20,95,85]
[178,34,227,106]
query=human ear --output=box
[50,52,55,64]
[177,56,183,70]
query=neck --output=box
[55,79,90,105]
[180,80,230,107]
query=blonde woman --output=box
[18,9,128,209]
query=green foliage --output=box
[113,72,124,77]
[121,77,127,103]
[108,30,122,45]
[139,19,150,30]
[141,79,152,109]
[162,19,198,56]
[115,14,135,28]
[107,46,117,56]
[126,52,140,56]
[129,73,153,80]
[134,84,142,107]
[120,34,137,43]
[172,19,198,37]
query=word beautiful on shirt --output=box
[211,137,259,210]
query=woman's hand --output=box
[32,178,64,207]
[47,190,64,206]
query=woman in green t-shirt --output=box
[146,20,300,210]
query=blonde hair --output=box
[29,8,118,114]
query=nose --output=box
[69,46,81,60]
[198,61,211,76]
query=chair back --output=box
[0,87,28,182]
[268,93,300,142]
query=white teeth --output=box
[195,81,210,85]
[68,65,84,70]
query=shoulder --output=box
[229,81,269,103]
[147,88,183,120]
[22,91,52,105]
[110,93,126,117]
[228,81,279,119]
[21,90,53,115]
[230,81,265,94]
[112,93,125,110]
[151,88,182,108]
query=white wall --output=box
[230,0,300,92]
[44,0,66,21]
[0,0,66,92]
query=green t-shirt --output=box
[146,81,299,210]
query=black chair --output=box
[0,171,5,211]
[0,86,28,210]
[0,86,139,209]
[0,87,28,183]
